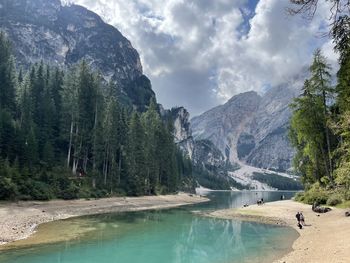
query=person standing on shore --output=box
[300,212,305,226]
[295,212,302,229]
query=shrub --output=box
[326,193,343,206]
[0,177,19,200]
[61,183,80,200]
[299,183,330,205]
[30,181,53,200]
[294,192,305,202]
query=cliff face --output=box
[191,84,301,172]
[192,140,227,168]
[246,84,299,171]
[191,91,261,163]
[167,107,228,172]
[0,0,154,109]
[172,107,195,159]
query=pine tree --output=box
[77,61,98,172]
[309,49,335,184]
[60,65,79,171]
[141,98,161,194]
[290,79,327,184]
[0,32,16,115]
[126,112,146,195]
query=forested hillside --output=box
[0,33,193,200]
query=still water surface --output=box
[0,191,298,263]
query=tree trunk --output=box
[319,143,331,183]
[322,90,333,185]
[118,148,122,185]
[92,103,98,170]
[67,120,74,168]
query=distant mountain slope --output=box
[0,0,154,110]
[191,91,261,163]
[191,82,301,172]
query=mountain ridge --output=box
[191,82,301,172]
[0,0,154,110]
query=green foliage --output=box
[61,182,80,200]
[252,172,303,190]
[295,183,330,205]
[0,33,191,200]
[289,49,336,186]
[326,193,343,206]
[30,181,53,201]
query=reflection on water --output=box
[0,191,299,263]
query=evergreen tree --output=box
[126,112,146,195]
[60,65,79,171]
[290,79,327,185]
[309,49,335,184]
[0,34,192,200]
[77,61,98,172]
[141,98,161,194]
[0,32,16,114]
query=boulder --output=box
[312,202,331,213]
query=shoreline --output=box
[206,200,350,263]
[0,193,208,247]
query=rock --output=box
[191,78,303,172]
[170,107,194,158]
[192,91,261,163]
[312,203,331,213]
[345,211,350,217]
[0,0,154,110]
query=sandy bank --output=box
[0,193,208,246]
[207,200,350,263]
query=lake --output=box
[0,191,299,263]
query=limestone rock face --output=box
[246,83,300,171]
[191,82,301,172]
[166,107,194,158]
[0,0,154,109]
[191,91,261,163]
[192,140,227,169]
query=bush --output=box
[326,193,343,206]
[298,183,330,205]
[30,181,53,200]
[0,177,19,200]
[61,183,80,200]
[343,190,350,201]
[294,192,305,202]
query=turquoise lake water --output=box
[0,191,299,263]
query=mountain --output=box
[191,91,261,162]
[192,82,301,172]
[0,0,154,110]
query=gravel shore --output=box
[206,200,350,263]
[0,193,208,246]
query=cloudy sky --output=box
[66,0,337,116]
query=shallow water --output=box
[0,191,299,263]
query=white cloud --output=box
[68,0,337,116]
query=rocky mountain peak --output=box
[192,91,261,163]
[0,0,151,109]
[191,83,301,172]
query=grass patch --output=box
[336,200,350,209]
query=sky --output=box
[65,0,337,116]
